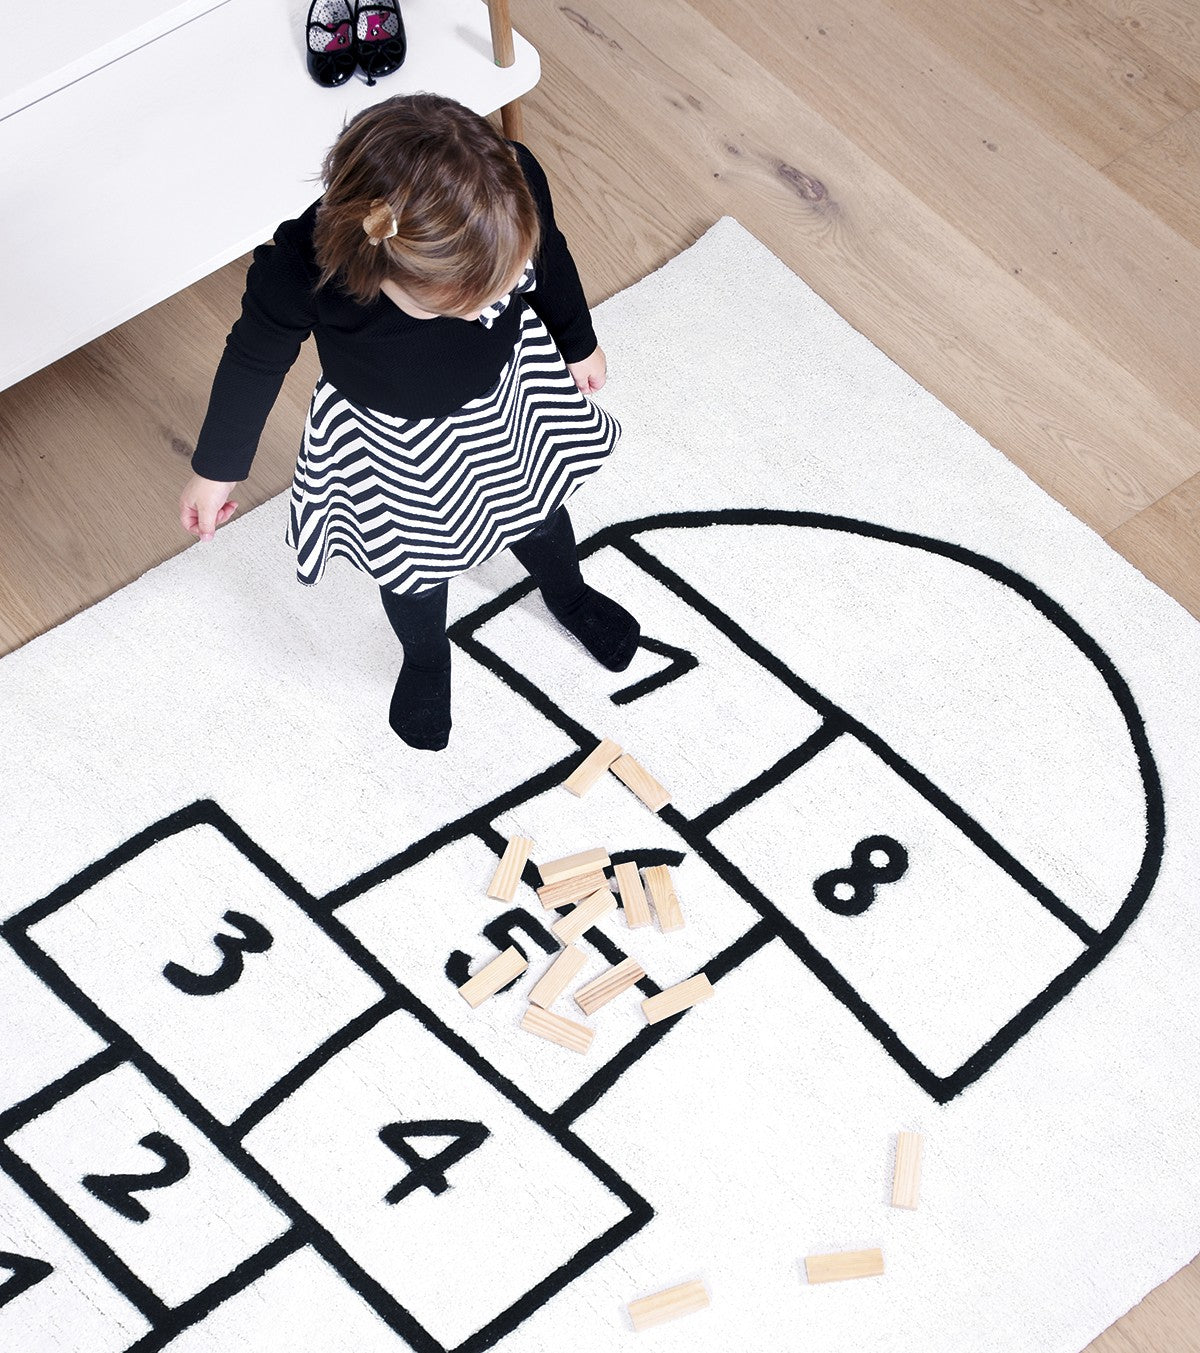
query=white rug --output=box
[2,217,1200,1353]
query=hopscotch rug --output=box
[2,218,1200,1353]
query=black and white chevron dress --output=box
[285,267,620,595]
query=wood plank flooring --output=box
[1,0,1197,1346]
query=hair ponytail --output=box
[313,94,540,311]
[362,200,399,246]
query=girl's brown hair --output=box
[313,93,541,314]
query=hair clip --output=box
[363,201,398,246]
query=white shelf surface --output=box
[0,0,540,392]
[0,0,233,123]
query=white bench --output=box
[0,0,539,391]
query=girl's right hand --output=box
[180,473,240,542]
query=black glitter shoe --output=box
[354,0,406,85]
[306,0,356,87]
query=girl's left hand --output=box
[567,346,607,394]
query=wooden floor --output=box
[2,0,1198,1345]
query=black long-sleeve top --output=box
[191,142,598,483]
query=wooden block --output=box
[610,753,671,812]
[628,1279,710,1332]
[574,957,646,1016]
[486,835,534,902]
[551,888,617,944]
[538,846,610,886]
[891,1131,924,1210]
[563,738,623,796]
[614,860,652,929]
[527,946,587,1009]
[642,973,713,1024]
[804,1249,885,1284]
[537,868,608,910]
[457,946,527,1009]
[520,1005,594,1053]
[643,864,684,932]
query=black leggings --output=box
[378,507,587,667]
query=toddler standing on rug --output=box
[179,93,636,751]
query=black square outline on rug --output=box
[0,801,652,1352]
[0,508,1166,1350]
[445,509,1165,1105]
[318,801,772,1131]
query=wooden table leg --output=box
[487,0,524,140]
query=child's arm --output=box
[566,347,607,393]
[187,208,319,508]
[509,144,602,377]
[179,475,238,543]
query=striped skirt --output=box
[285,306,620,594]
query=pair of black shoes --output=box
[306,0,406,87]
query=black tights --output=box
[379,506,637,748]
[378,506,588,664]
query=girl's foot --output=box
[388,662,451,750]
[547,585,640,672]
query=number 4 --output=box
[379,1119,490,1204]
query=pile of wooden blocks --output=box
[456,737,713,1051]
[454,737,925,1332]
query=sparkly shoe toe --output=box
[354,0,406,85]
[306,0,356,87]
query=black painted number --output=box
[379,1119,490,1204]
[163,909,273,995]
[445,908,558,993]
[0,1251,54,1309]
[813,835,909,916]
[81,1131,190,1223]
[609,636,698,706]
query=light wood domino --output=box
[643,864,684,932]
[628,1279,710,1331]
[642,973,713,1024]
[563,737,623,795]
[457,946,527,1009]
[537,868,608,910]
[538,846,610,886]
[614,860,652,928]
[892,1131,923,1210]
[521,1004,593,1053]
[574,956,646,1015]
[551,888,617,944]
[486,835,533,902]
[528,946,587,1009]
[804,1249,885,1284]
[610,753,671,811]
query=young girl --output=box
[179,93,636,751]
